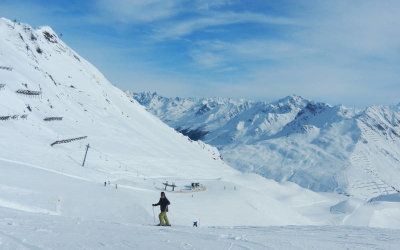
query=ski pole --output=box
[152,206,156,224]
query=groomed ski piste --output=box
[2,159,400,249]
[1,17,400,249]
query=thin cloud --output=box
[154,11,296,39]
[92,0,235,24]
[92,0,296,39]
[194,0,235,10]
[296,0,400,59]
[189,50,224,68]
[191,39,316,65]
[94,0,184,23]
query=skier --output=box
[152,192,171,226]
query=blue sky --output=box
[1,0,399,106]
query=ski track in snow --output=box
[0,157,91,182]
[0,198,58,216]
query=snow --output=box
[1,17,400,248]
[132,92,400,200]
[0,158,334,227]
[2,210,400,250]
[1,156,400,248]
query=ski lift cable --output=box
[89,145,147,177]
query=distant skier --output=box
[152,192,171,226]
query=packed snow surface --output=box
[2,209,400,250]
[1,17,400,249]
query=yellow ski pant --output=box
[159,212,170,225]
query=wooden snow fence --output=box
[51,136,87,146]
[0,66,13,71]
[0,114,28,121]
[44,117,63,121]
[0,116,11,121]
[16,89,42,96]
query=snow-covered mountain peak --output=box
[357,105,400,140]
[272,94,308,108]
[37,26,60,43]
[0,17,234,180]
[37,25,57,35]
[0,18,56,40]
[297,102,352,122]
[131,91,161,105]
[0,17,14,26]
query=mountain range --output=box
[133,92,400,199]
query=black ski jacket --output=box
[154,198,170,212]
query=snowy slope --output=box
[0,17,345,228]
[133,92,400,200]
[0,18,233,180]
